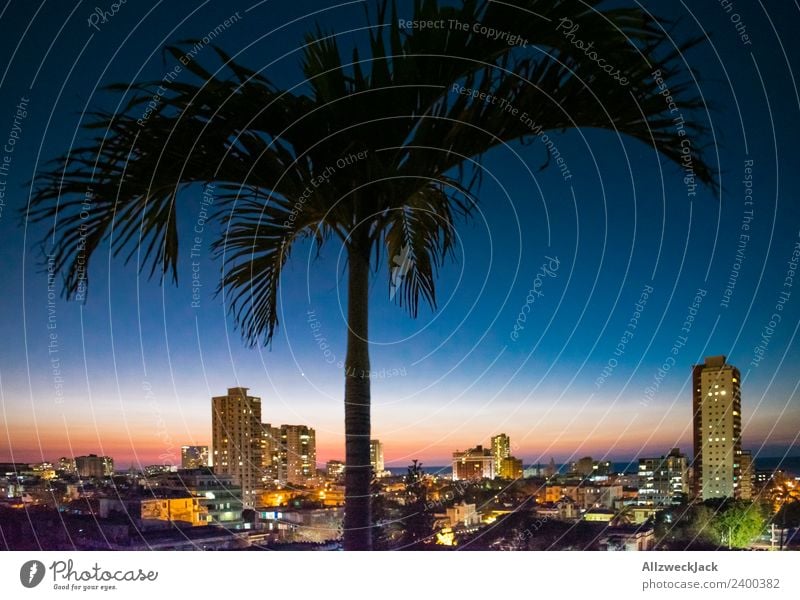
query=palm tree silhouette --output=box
[30,0,715,549]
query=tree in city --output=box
[29,0,716,549]
[710,500,768,549]
[399,460,436,548]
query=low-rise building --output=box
[600,525,654,551]
[446,502,480,527]
[148,468,244,529]
[99,493,204,530]
[583,508,616,522]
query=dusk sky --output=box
[1,1,799,469]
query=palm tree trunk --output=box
[343,243,372,550]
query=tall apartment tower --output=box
[692,356,743,500]
[212,387,263,506]
[279,425,316,486]
[490,434,511,475]
[261,423,282,485]
[370,439,385,476]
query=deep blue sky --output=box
[0,0,798,468]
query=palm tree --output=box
[29,0,715,550]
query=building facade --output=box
[637,448,688,506]
[261,424,282,485]
[150,468,244,529]
[75,455,114,479]
[326,460,345,480]
[180,445,208,469]
[370,439,385,476]
[211,387,263,506]
[279,425,316,486]
[691,356,743,500]
[739,450,753,500]
[499,457,523,480]
[490,434,511,475]
[452,446,494,480]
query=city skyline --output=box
[6,353,798,471]
[0,0,799,527]
[3,366,799,468]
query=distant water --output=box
[387,456,800,477]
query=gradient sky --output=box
[1,1,799,470]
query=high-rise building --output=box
[261,424,281,484]
[370,439,385,476]
[452,445,494,480]
[181,445,208,469]
[637,448,688,506]
[279,425,316,486]
[499,456,523,480]
[739,450,753,501]
[211,387,263,506]
[75,454,113,478]
[691,355,743,500]
[490,434,511,474]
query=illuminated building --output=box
[490,434,510,475]
[691,356,743,500]
[326,460,345,480]
[261,424,281,484]
[99,493,204,529]
[259,488,302,507]
[58,457,76,473]
[582,508,615,522]
[499,457,523,480]
[545,484,563,503]
[582,484,623,510]
[31,463,56,480]
[181,445,208,469]
[739,450,753,500]
[259,507,344,543]
[446,502,480,527]
[211,387,263,506]
[149,468,244,529]
[75,454,114,479]
[279,425,316,485]
[144,464,173,476]
[452,445,494,480]
[637,448,688,506]
[318,484,345,507]
[370,439,385,477]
